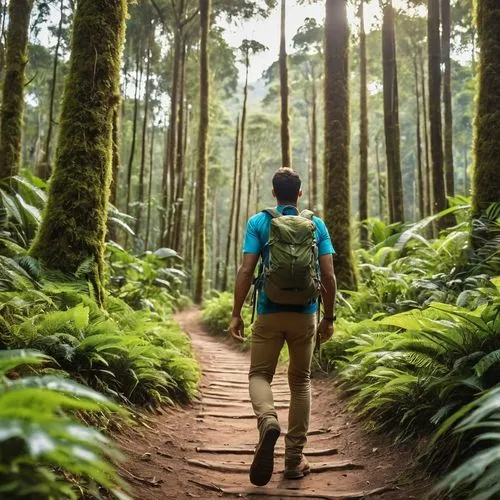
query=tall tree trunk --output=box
[222,115,240,292]
[375,133,386,220]
[38,0,64,180]
[194,0,210,304]
[310,64,318,212]
[419,49,432,217]
[125,44,142,214]
[31,0,127,305]
[441,0,454,199]
[234,58,249,271]
[472,0,500,221]
[166,27,182,247]
[145,114,155,250]
[172,39,187,251]
[324,0,357,290]
[160,126,170,246]
[246,156,252,222]
[0,0,7,81]
[382,2,404,223]
[463,145,468,195]
[135,37,152,238]
[413,55,425,219]
[279,0,291,168]
[0,0,34,178]
[428,0,447,228]
[359,0,369,247]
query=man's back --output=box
[243,205,335,315]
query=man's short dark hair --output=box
[272,168,301,202]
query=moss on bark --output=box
[472,0,500,217]
[30,0,127,305]
[324,0,357,291]
[0,0,34,178]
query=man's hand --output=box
[230,316,245,342]
[317,318,334,344]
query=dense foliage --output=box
[0,176,199,497]
[202,201,500,497]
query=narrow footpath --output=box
[114,309,426,499]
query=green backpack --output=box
[258,206,321,306]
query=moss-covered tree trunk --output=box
[30,0,127,305]
[442,0,454,199]
[279,0,291,169]
[472,0,500,218]
[234,56,248,272]
[0,0,34,178]
[359,0,369,247]
[222,115,239,292]
[382,3,404,223]
[324,0,357,290]
[194,0,210,304]
[38,0,64,181]
[428,0,447,228]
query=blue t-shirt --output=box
[243,205,335,315]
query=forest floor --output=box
[114,308,431,499]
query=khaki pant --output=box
[249,312,317,462]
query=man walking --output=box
[230,168,337,486]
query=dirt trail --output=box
[115,309,426,499]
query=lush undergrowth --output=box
[0,177,200,498]
[202,201,500,499]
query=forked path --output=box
[115,309,425,499]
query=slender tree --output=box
[413,55,425,219]
[145,113,155,250]
[31,0,127,305]
[441,0,454,198]
[359,0,369,247]
[125,43,142,214]
[472,0,500,220]
[38,0,65,180]
[194,0,210,304]
[428,0,447,227]
[279,0,291,168]
[419,48,432,217]
[382,2,404,223]
[0,0,34,178]
[172,41,188,251]
[324,0,357,290]
[135,36,153,237]
[222,115,240,292]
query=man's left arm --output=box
[230,253,259,342]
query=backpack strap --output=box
[262,207,282,219]
[300,209,314,220]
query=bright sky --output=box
[222,0,424,83]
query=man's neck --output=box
[277,201,298,207]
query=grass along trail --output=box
[114,309,427,499]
